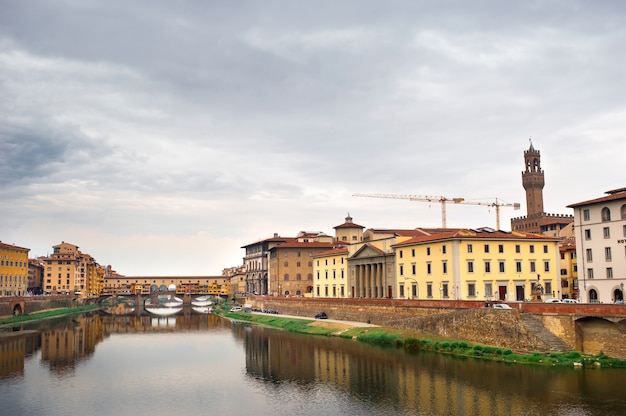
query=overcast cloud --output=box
[1,1,625,275]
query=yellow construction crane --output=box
[352,193,520,229]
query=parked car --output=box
[544,298,561,303]
[230,306,243,312]
[315,311,328,319]
[493,303,512,309]
[562,299,580,304]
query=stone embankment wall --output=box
[247,296,626,358]
[0,296,74,317]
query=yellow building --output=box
[0,241,30,296]
[313,227,430,299]
[313,247,349,298]
[392,228,561,302]
[559,237,578,300]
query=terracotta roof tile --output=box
[567,188,626,208]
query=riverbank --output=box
[223,310,626,369]
[0,304,101,328]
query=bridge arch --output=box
[10,301,24,316]
[575,316,626,357]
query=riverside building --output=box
[567,187,626,303]
[0,241,30,296]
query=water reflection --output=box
[1,313,625,416]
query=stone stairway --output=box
[519,313,571,352]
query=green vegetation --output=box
[0,304,101,327]
[221,309,626,369]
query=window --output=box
[442,245,447,254]
[467,244,473,253]
[605,247,612,262]
[544,261,550,272]
[499,261,505,273]
[427,263,432,275]
[622,204,626,220]
[587,268,594,279]
[468,283,476,297]
[442,283,449,298]
[586,249,593,262]
[529,245,535,253]
[442,261,448,274]
[606,267,613,278]
[427,283,433,298]
[601,207,611,222]
[498,244,504,253]
[284,274,289,281]
[583,209,590,221]
[603,227,610,239]
[399,284,405,298]
[484,283,493,297]
[515,244,521,254]
[399,265,404,276]
[411,249,415,257]
[545,281,552,296]
[543,245,549,254]
[584,229,591,240]
[530,261,536,273]
[411,263,416,275]
[484,261,491,273]
[484,244,490,253]
[467,261,474,273]
[516,261,522,273]
[411,283,417,298]
[427,247,431,256]
[399,250,403,259]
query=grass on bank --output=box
[221,310,626,369]
[0,304,101,327]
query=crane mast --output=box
[352,193,520,229]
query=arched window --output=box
[589,288,598,304]
[283,274,289,281]
[601,207,611,222]
[621,204,626,220]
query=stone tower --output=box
[522,140,545,216]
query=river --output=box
[0,310,625,416]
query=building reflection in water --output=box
[240,323,623,416]
[0,308,229,378]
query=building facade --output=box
[567,187,626,303]
[0,241,30,296]
[392,228,561,302]
[242,234,288,295]
[313,247,349,298]
[28,258,44,295]
[40,242,99,297]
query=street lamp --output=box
[405,278,418,299]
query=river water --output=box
[1,310,625,416]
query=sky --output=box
[1,1,625,276]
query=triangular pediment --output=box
[349,243,389,260]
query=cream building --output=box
[567,187,626,303]
[392,228,561,302]
[0,241,30,296]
